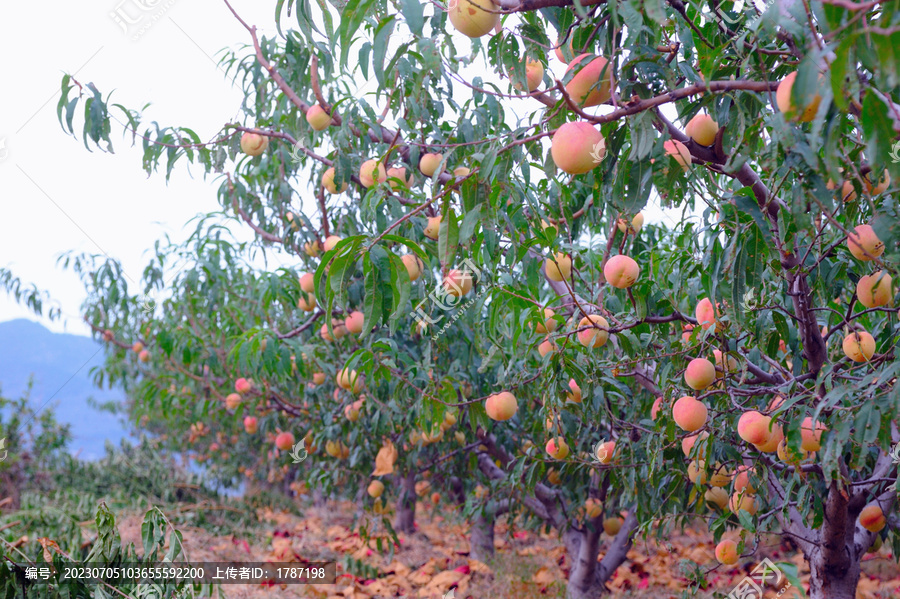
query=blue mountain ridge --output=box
[0,318,130,460]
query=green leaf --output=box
[399,0,424,35]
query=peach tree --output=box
[59,0,900,597]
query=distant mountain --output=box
[0,318,131,460]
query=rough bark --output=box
[565,511,638,599]
[394,470,417,534]
[469,509,496,563]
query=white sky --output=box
[0,0,681,338]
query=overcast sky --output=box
[0,0,683,338]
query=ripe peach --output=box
[300,273,316,294]
[367,480,385,498]
[337,368,363,393]
[865,170,890,195]
[859,504,886,532]
[554,36,573,62]
[651,397,663,420]
[225,393,242,411]
[594,441,615,464]
[800,416,827,452]
[603,254,639,288]
[715,540,739,565]
[431,492,441,504]
[419,152,444,177]
[319,324,333,342]
[617,212,644,234]
[663,139,691,171]
[304,240,321,257]
[857,271,893,308]
[323,235,343,252]
[685,114,718,146]
[729,492,757,516]
[345,311,365,335]
[485,391,518,421]
[298,294,316,312]
[840,180,857,202]
[847,225,885,261]
[776,71,821,123]
[732,466,756,493]
[243,416,258,434]
[777,438,813,464]
[424,215,442,240]
[672,396,707,432]
[565,54,613,107]
[709,463,731,487]
[705,487,729,510]
[138,350,150,363]
[306,105,333,131]
[344,403,361,422]
[577,314,609,348]
[695,298,719,330]
[359,159,387,188]
[687,460,707,484]
[447,0,499,38]
[713,350,738,377]
[603,517,624,535]
[275,431,295,451]
[538,337,557,357]
[524,58,544,92]
[312,372,326,385]
[843,331,876,362]
[546,437,570,459]
[534,307,558,334]
[240,132,268,156]
[235,378,252,394]
[443,269,473,297]
[684,358,716,390]
[321,167,348,194]
[737,411,771,445]
[550,121,605,175]
[401,254,423,281]
[330,318,348,339]
[753,422,783,453]
[585,498,603,519]
[386,166,414,189]
[566,378,582,403]
[545,252,573,281]
[547,469,562,484]
[132,341,144,353]
[682,431,709,457]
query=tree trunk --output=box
[469,508,496,563]
[807,551,861,599]
[565,510,638,599]
[394,471,417,533]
